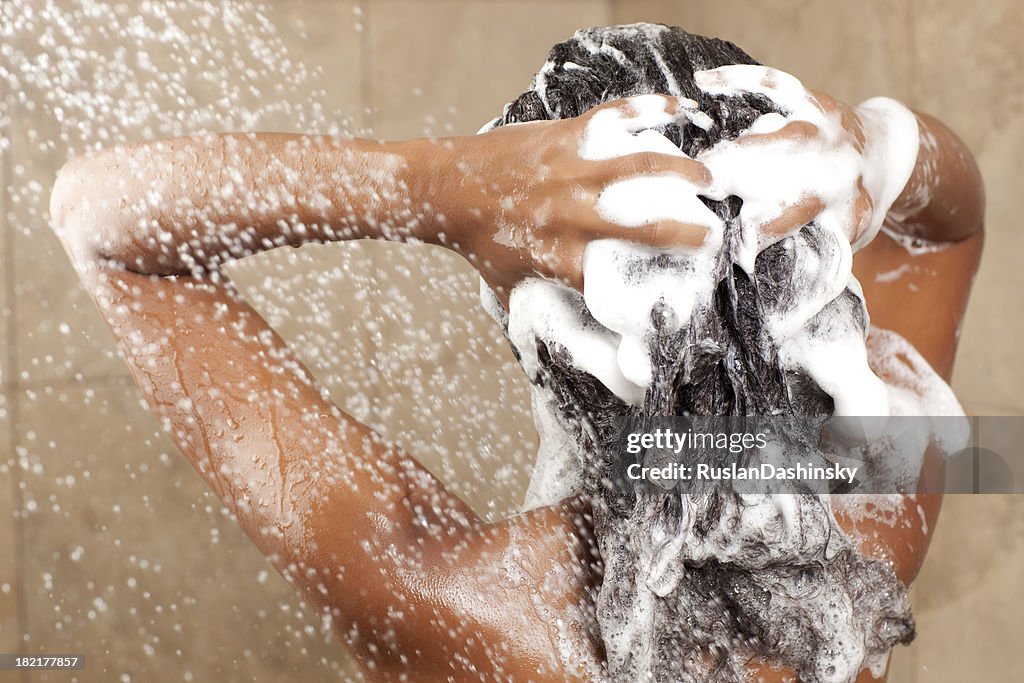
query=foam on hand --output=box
[492,79,922,420]
[716,77,920,420]
[578,94,713,160]
[695,65,920,257]
[487,94,730,406]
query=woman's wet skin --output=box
[49,83,983,681]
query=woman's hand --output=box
[693,65,921,271]
[438,95,720,302]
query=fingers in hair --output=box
[598,152,713,188]
[695,65,826,124]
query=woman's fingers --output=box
[633,219,712,251]
[586,93,709,131]
[849,178,877,246]
[579,95,714,161]
[596,151,713,187]
[757,196,826,243]
[588,214,711,251]
[731,119,822,149]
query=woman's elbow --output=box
[50,156,109,266]
[48,160,93,266]
[49,152,148,271]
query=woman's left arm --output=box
[54,97,713,295]
[48,108,715,579]
[49,105,708,676]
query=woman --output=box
[49,24,983,683]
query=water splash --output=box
[2,1,536,680]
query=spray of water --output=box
[1,1,537,679]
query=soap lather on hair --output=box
[479,23,954,683]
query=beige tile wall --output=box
[914,0,1024,415]
[13,380,359,682]
[1,106,9,392]
[3,0,1021,682]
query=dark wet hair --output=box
[488,24,913,682]
[493,23,845,428]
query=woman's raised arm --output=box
[50,132,448,273]
[51,95,716,294]
[47,100,713,678]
